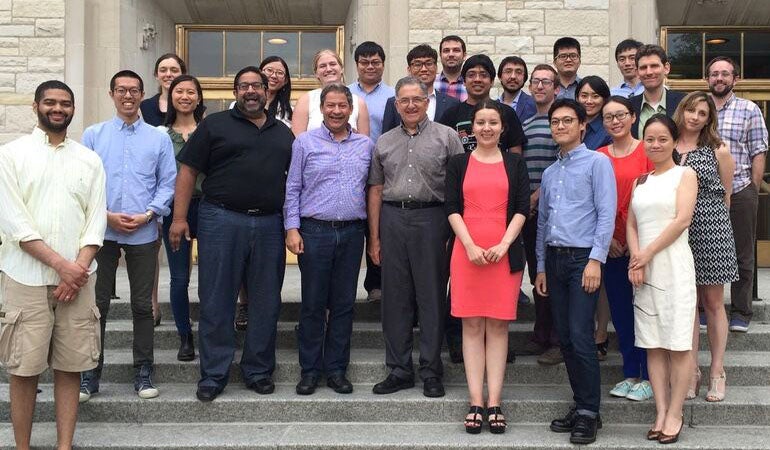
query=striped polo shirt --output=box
[522,114,559,192]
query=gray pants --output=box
[730,183,759,322]
[380,205,449,381]
[94,240,158,372]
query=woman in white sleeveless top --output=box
[291,49,369,136]
[626,114,697,444]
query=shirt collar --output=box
[560,75,581,90]
[111,115,144,131]
[229,105,275,129]
[641,88,668,110]
[320,121,353,142]
[498,90,522,107]
[356,81,382,94]
[400,115,431,136]
[439,72,464,84]
[32,126,69,150]
[557,143,588,160]
[719,92,737,111]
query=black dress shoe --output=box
[423,377,445,398]
[246,377,275,395]
[372,374,414,394]
[327,374,353,394]
[177,333,195,362]
[550,406,603,432]
[295,375,319,395]
[570,414,599,444]
[196,385,222,402]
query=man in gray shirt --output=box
[367,76,464,398]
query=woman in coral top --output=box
[445,100,530,434]
[597,96,655,402]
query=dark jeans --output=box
[363,218,381,292]
[161,197,200,336]
[523,212,558,347]
[94,240,158,372]
[730,183,758,322]
[196,200,286,389]
[604,255,648,380]
[297,218,365,377]
[546,246,601,415]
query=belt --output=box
[301,217,364,228]
[383,200,443,209]
[547,246,591,254]
[204,199,279,216]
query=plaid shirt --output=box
[716,93,768,193]
[434,72,468,102]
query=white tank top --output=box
[306,88,360,131]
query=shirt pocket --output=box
[66,175,91,205]
[133,151,158,178]
[565,171,592,203]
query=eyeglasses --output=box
[530,78,555,87]
[409,60,436,70]
[550,116,577,127]
[465,70,491,80]
[262,67,286,79]
[236,82,266,92]
[396,96,428,106]
[556,53,580,61]
[113,87,142,97]
[602,112,631,123]
[358,59,383,68]
[708,70,734,79]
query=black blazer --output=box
[445,151,530,273]
[381,91,460,134]
[630,89,686,139]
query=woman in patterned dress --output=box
[673,91,738,402]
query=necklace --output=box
[610,139,636,158]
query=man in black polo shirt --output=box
[171,66,294,402]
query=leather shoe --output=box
[196,385,222,402]
[177,333,195,362]
[372,374,414,394]
[327,374,353,394]
[570,414,599,444]
[423,377,445,398]
[550,406,602,432]
[296,375,319,395]
[246,377,275,395]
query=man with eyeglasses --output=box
[434,35,468,102]
[535,98,616,445]
[368,76,464,398]
[611,39,645,98]
[382,44,460,134]
[79,70,176,402]
[553,37,582,100]
[497,56,537,123]
[349,41,394,144]
[172,66,294,402]
[707,56,769,333]
[629,44,685,138]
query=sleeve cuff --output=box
[284,218,300,230]
[15,231,43,243]
[79,236,104,249]
[589,248,608,264]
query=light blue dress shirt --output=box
[82,116,176,245]
[536,144,616,272]
[611,81,645,99]
[348,81,395,143]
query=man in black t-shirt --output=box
[439,54,526,154]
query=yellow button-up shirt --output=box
[0,127,107,286]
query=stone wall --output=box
[0,0,65,144]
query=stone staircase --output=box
[2,266,770,449]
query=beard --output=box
[236,94,266,118]
[502,83,523,96]
[37,110,72,133]
[709,82,734,99]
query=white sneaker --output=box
[609,379,635,398]
[626,380,654,401]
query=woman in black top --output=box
[140,53,187,126]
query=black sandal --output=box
[464,405,484,434]
[487,406,507,434]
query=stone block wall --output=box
[0,0,65,144]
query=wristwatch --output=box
[144,211,154,223]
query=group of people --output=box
[0,31,767,450]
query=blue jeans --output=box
[196,200,286,389]
[546,246,601,415]
[297,218,365,377]
[161,197,200,336]
[604,255,648,380]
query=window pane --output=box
[667,32,702,79]
[226,32,261,77]
[188,31,224,77]
[705,32,740,78]
[300,32,337,78]
[264,32,299,78]
[203,98,229,115]
[744,32,770,78]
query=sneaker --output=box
[609,379,635,398]
[134,365,159,399]
[699,311,707,330]
[518,289,531,305]
[626,380,654,401]
[79,371,99,403]
[537,346,564,365]
[729,318,749,333]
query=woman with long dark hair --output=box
[260,56,293,125]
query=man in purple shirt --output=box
[284,83,374,395]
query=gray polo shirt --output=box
[368,116,464,202]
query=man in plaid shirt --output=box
[434,35,468,102]
[707,56,769,333]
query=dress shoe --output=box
[550,406,602,433]
[658,416,684,444]
[537,346,564,365]
[177,333,195,361]
[247,377,275,395]
[518,340,546,356]
[196,385,222,402]
[366,288,382,302]
[327,374,353,394]
[570,414,599,444]
[372,374,414,394]
[295,375,319,395]
[423,377,445,398]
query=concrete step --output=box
[101,320,770,352]
[2,422,770,449]
[1,383,767,426]
[3,349,767,387]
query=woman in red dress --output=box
[445,100,530,434]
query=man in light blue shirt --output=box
[348,41,395,144]
[553,37,582,100]
[610,39,645,98]
[79,70,176,403]
[535,98,616,445]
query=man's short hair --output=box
[553,37,581,58]
[497,56,528,81]
[614,39,643,60]
[320,83,353,108]
[439,35,466,53]
[354,41,386,63]
[110,70,144,92]
[395,76,429,97]
[233,66,268,90]
[407,44,438,65]
[34,80,74,104]
[548,98,587,123]
[530,64,558,82]
[706,56,740,77]
[461,54,496,81]
[635,44,669,67]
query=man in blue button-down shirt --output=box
[534,98,616,445]
[79,70,176,403]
